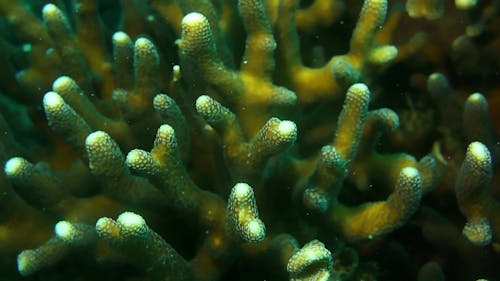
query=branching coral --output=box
[0,0,499,280]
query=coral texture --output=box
[0,0,499,280]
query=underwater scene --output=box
[0,0,499,280]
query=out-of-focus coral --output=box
[406,0,444,20]
[0,0,499,280]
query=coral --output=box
[0,0,499,280]
[406,0,444,20]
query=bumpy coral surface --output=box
[0,0,499,280]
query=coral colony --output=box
[0,0,499,280]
